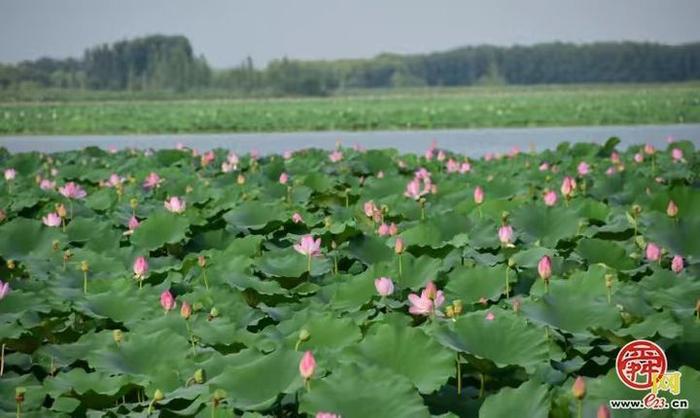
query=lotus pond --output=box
[0,138,699,418]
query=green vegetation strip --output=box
[0,138,698,417]
[1,83,699,134]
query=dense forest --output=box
[1,35,699,96]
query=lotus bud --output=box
[572,376,586,400]
[671,255,684,273]
[6,260,15,270]
[198,255,207,268]
[208,307,219,320]
[537,256,552,281]
[474,186,484,204]
[113,329,124,344]
[299,350,317,380]
[193,369,205,384]
[453,299,463,315]
[507,257,516,268]
[645,243,661,262]
[56,203,67,218]
[80,260,89,273]
[180,301,192,320]
[631,204,642,216]
[324,216,332,228]
[299,328,311,342]
[212,389,227,406]
[512,298,521,314]
[153,389,164,402]
[391,238,405,256]
[478,297,488,306]
[667,200,678,217]
[129,197,138,209]
[331,240,337,250]
[597,405,611,418]
[193,302,204,312]
[63,250,73,262]
[15,387,25,403]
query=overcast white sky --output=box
[1,0,700,68]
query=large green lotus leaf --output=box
[511,205,580,247]
[256,247,330,277]
[73,283,154,323]
[643,212,700,259]
[84,188,117,211]
[397,254,444,290]
[520,268,622,334]
[614,310,682,340]
[638,269,700,315]
[130,211,190,250]
[445,264,512,303]
[35,331,115,370]
[43,369,130,397]
[510,247,557,268]
[479,380,550,418]
[0,374,46,413]
[347,234,394,265]
[208,348,302,411]
[576,238,637,270]
[223,201,285,229]
[346,322,454,393]
[65,217,114,243]
[432,309,549,372]
[330,272,376,312]
[300,364,431,418]
[0,217,62,260]
[264,309,362,352]
[399,212,471,248]
[572,197,610,222]
[87,329,190,389]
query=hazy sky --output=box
[2,0,700,68]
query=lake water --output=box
[1,123,699,155]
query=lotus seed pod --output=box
[112,329,124,344]
[153,389,164,402]
[236,174,245,185]
[507,257,516,268]
[572,376,586,400]
[15,387,25,403]
[209,307,219,318]
[605,274,614,289]
[198,255,207,268]
[6,259,15,270]
[193,369,205,384]
[193,302,204,312]
[299,328,311,342]
[453,299,463,315]
[445,305,455,318]
[52,240,60,251]
[55,203,67,218]
[512,299,521,314]
[213,389,227,402]
[80,260,89,273]
[129,197,138,209]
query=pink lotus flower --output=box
[509,146,521,157]
[374,277,394,296]
[106,174,124,188]
[394,237,405,254]
[543,190,557,207]
[610,152,621,164]
[388,223,398,236]
[42,212,61,227]
[4,168,16,181]
[408,281,444,316]
[329,150,343,163]
[634,153,644,163]
[646,242,661,262]
[143,172,162,189]
[299,350,316,380]
[377,223,390,236]
[176,142,185,150]
[577,162,590,176]
[316,412,341,418]
[667,200,678,217]
[597,405,611,418]
[436,150,446,161]
[560,176,576,198]
[424,142,436,160]
[446,159,459,173]
[228,152,240,165]
[133,256,149,280]
[0,280,9,299]
[671,255,684,273]
[484,152,495,161]
[164,197,186,213]
[414,168,431,180]
[404,178,431,200]
[39,179,56,190]
[250,149,260,161]
[606,167,616,176]
[292,213,303,224]
[538,255,552,280]
[377,171,384,178]
[498,225,514,245]
[644,144,655,155]
[539,162,550,171]
[363,200,378,218]
[128,216,140,231]
[294,235,322,257]
[279,172,289,184]
[283,150,293,160]
[180,301,192,319]
[474,186,484,205]
[160,290,176,312]
[671,148,683,162]
[460,162,472,174]
[485,312,495,321]
[59,182,87,199]
[201,150,215,166]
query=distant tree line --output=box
[1,35,699,96]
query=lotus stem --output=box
[286,186,291,204]
[607,288,611,304]
[16,402,20,418]
[333,255,338,275]
[305,378,311,393]
[185,321,196,356]
[202,268,209,291]
[307,254,311,274]
[69,200,74,220]
[544,280,549,294]
[577,399,582,418]
[455,353,462,395]
[398,254,403,277]
[420,201,425,221]
[478,205,482,219]
[479,372,485,398]
[1,343,5,376]
[505,266,510,299]
[651,154,656,176]
[83,271,88,294]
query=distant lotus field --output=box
[0,138,699,417]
